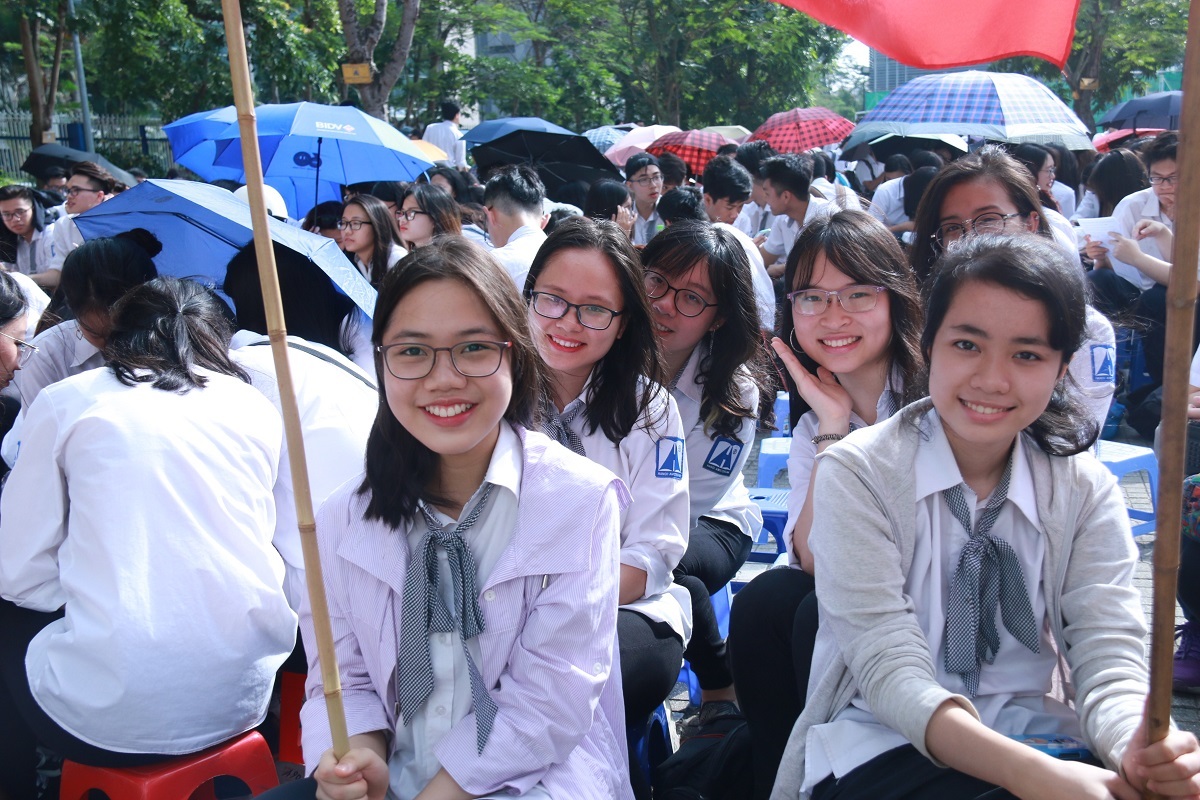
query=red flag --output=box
[772,0,1081,69]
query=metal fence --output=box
[0,112,173,182]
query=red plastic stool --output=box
[277,670,306,764]
[59,730,279,800]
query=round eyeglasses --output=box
[337,218,372,231]
[932,212,1023,247]
[643,271,718,317]
[530,291,623,331]
[0,329,39,366]
[787,285,885,316]
[377,341,512,380]
[395,208,429,222]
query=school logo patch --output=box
[703,437,743,476]
[1091,343,1116,384]
[655,437,685,480]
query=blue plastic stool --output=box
[677,583,733,706]
[1096,439,1159,535]
[627,701,672,787]
[1115,328,1154,394]
[756,436,791,488]
[748,487,789,562]
[771,392,791,437]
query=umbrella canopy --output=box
[462,117,576,144]
[583,126,628,155]
[464,118,621,195]
[646,129,738,175]
[73,179,376,319]
[1097,91,1183,131]
[842,132,969,162]
[164,102,434,218]
[21,143,137,188]
[604,125,682,169]
[702,125,752,142]
[841,71,1093,152]
[748,107,856,153]
[1093,128,1167,153]
[411,139,448,162]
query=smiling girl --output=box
[523,217,689,800]
[271,237,632,800]
[772,233,1200,800]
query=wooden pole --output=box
[220,0,350,759]
[1145,0,1200,791]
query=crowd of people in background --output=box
[2,104,1200,800]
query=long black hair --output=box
[523,216,665,441]
[640,221,769,439]
[918,233,1096,455]
[0,272,28,326]
[343,194,404,287]
[360,236,547,527]
[60,231,160,317]
[107,276,248,393]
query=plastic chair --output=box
[748,488,789,563]
[627,702,673,788]
[756,437,791,488]
[677,583,733,706]
[277,670,306,765]
[771,392,791,437]
[1096,439,1159,535]
[1115,328,1153,394]
[59,730,279,800]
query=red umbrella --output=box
[748,107,856,153]
[1093,127,1166,153]
[646,129,737,175]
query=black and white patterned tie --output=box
[396,484,498,753]
[539,397,586,456]
[942,463,1040,697]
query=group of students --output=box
[1,138,1200,800]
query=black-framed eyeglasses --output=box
[376,340,512,380]
[643,270,718,317]
[0,329,38,365]
[395,208,429,222]
[786,285,885,316]
[336,218,372,231]
[0,207,31,221]
[932,212,1024,247]
[1149,174,1179,186]
[64,186,104,197]
[628,173,664,187]
[530,291,623,331]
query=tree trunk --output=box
[20,17,49,147]
[338,0,421,119]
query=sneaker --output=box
[679,700,743,741]
[1173,621,1200,693]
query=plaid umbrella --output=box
[748,107,856,153]
[840,71,1093,152]
[583,126,627,155]
[646,129,737,175]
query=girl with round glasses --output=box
[396,184,462,250]
[258,236,632,800]
[524,217,689,800]
[339,193,407,287]
[728,210,925,798]
[0,272,31,393]
[639,221,771,733]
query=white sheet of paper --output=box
[1074,216,1117,246]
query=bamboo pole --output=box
[1144,0,1200,790]
[220,0,350,759]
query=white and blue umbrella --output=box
[163,102,435,217]
[73,179,376,319]
[840,71,1093,153]
[583,126,627,155]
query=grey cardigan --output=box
[771,400,1149,799]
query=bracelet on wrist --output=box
[811,433,844,446]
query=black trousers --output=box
[811,744,1021,800]
[674,517,752,690]
[0,601,171,800]
[727,566,818,800]
[619,609,684,800]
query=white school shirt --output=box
[9,271,49,340]
[784,372,903,567]
[1044,208,1082,269]
[763,196,834,264]
[1191,344,1200,388]
[0,367,296,754]
[46,214,85,272]
[631,203,663,246]
[734,200,771,237]
[803,411,1075,792]
[1073,190,1100,221]
[559,379,693,642]
[713,222,776,331]
[422,120,469,169]
[491,225,548,290]
[1051,181,1077,219]
[229,331,377,610]
[2,320,105,468]
[670,343,763,540]
[1110,187,1172,291]
[1073,306,1117,432]
[9,227,51,276]
[866,175,907,227]
[389,422,521,798]
[810,177,863,211]
[354,241,408,282]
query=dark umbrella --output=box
[1097,90,1183,131]
[464,117,622,194]
[21,143,137,188]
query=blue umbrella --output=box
[73,179,376,319]
[164,102,434,217]
[840,71,1092,154]
[583,126,627,156]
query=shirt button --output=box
[484,590,496,601]
[435,705,447,716]
[438,633,450,645]
[592,662,603,675]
